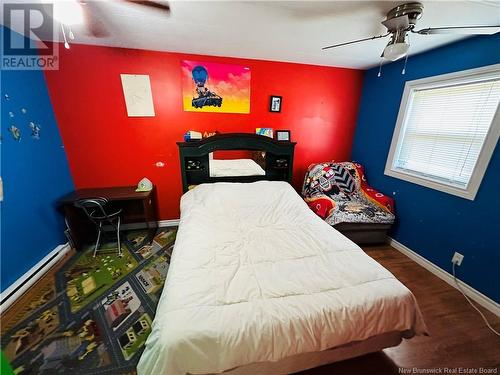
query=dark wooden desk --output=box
[59,186,157,252]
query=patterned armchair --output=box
[302,161,395,243]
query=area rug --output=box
[1,227,177,375]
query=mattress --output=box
[209,158,265,177]
[222,330,404,374]
[137,181,427,375]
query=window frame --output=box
[384,63,500,200]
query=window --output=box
[385,64,500,200]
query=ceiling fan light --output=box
[53,0,84,25]
[383,42,410,61]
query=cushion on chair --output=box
[302,162,395,226]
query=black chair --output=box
[74,197,123,257]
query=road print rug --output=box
[0,227,177,375]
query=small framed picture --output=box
[269,95,282,113]
[275,130,290,142]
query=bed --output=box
[137,180,427,375]
[177,133,296,192]
[209,158,266,177]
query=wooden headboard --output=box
[177,133,296,192]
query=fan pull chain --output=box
[401,33,411,75]
[377,58,383,77]
[69,26,75,40]
[402,53,409,75]
[61,24,70,49]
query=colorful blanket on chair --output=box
[302,161,395,226]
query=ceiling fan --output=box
[53,0,171,46]
[322,2,500,62]
[80,0,171,38]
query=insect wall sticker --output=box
[29,122,41,140]
[8,125,21,141]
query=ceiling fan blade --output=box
[382,15,410,32]
[123,0,171,14]
[414,25,500,35]
[322,33,390,50]
[80,1,109,38]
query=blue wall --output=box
[352,35,500,302]
[1,28,74,292]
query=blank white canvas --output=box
[120,74,155,117]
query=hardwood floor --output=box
[299,245,500,374]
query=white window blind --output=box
[392,77,500,189]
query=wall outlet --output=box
[451,252,464,266]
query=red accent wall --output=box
[44,43,363,219]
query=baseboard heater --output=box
[0,220,180,312]
[0,244,70,313]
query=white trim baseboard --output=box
[389,237,500,317]
[158,219,180,227]
[0,243,71,313]
[114,219,180,231]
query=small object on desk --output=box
[136,177,153,192]
[184,130,202,142]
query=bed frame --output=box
[177,133,296,193]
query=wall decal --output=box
[29,122,41,139]
[8,125,21,141]
[120,74,155,117]
[181,60,250,114]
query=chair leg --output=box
[93,222,102,257]
[117,216,122,257]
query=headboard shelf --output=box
[177,133,296,192]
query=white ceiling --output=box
[3,0,500,69]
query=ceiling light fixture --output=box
[323,1,499,78]
[383,30,409,61]
[377,30,411,77]
[383,41,410,61]
[52,0,84,25]
[52,0,83,49]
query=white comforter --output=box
[138,181,427,375]
[209,159,266,177]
